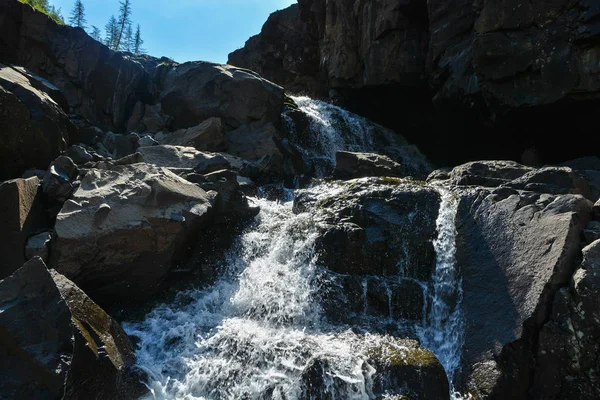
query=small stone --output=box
[25,231,53,262]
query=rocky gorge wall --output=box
[228,0,600,167]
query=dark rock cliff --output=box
[228,0,600,167]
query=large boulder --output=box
[159,117,226,152]
[158,61,285,131]
[456,187,593,397]
[295,178,440,280]
[0,64,77,180]
[0,258,143,399]
[531,240,600,399]
[50,163,215,304]
[294,178,439,325]
[0,176,49,279]
[334,151,405,180]
[0,0,150,131]
[301,336,449,400]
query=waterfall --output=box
[417,188,465,386]
[124,197,411,400]
[123,98,466,399]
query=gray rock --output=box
[161,117,226,152]
[0,258,143,399]
[594,199,600,219]
[103,132,140,159]
[503,166,594,200]
[456,188,593,397]
[294,178,440,281]
[42,156,79,205]
[66,145,94,165]
[583,221,600,244]
[532,240,600,399]
[448,160,534,187]
[334,151,404,180]
[50,163,214,304]
[138,135,159,147]
[0,64,77,180]
[24,231,53,263]
[159,61,284,131]
[138,145,231,172]
[0,177,49,279]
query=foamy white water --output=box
[417,188,465,386]
[124,197,420,400]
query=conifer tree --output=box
[115,0,132,51]
[68,0,86,29]
[104,15,119,50]
[123,23,134,53]
[133,24,145,55]
[90,25,101,42]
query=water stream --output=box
[124,98,466,399]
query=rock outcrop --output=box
[295,178,439,324]
[334,151,405,180]
[0,0,149,132]
[0,176,49,279]
[230,0,600,167]
[0,258,143,399]
[50,163,215,304]
[532,239,600,399]
[454,178,593,397]
[0,64,77,180]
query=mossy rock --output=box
[367,337,450,400]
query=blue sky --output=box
[50,0,296,63]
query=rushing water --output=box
[124,99,466,399]
[416,188,465,385]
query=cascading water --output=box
[124,98,466,399]
[125,198,416,399]
[416,188,466,391]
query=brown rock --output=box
[0,177,48,279]
[334,151,404,180]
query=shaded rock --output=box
[228,4,323,96]
[503,166,594,200]
[532,239,600,399]
[138,135,159,147]
[103,132,140,159]
[560,157,600,172]
[194,169,260,220]
[0,0,150,131]
[0,64,76,180]
[138,145,231,172]
[294,178,440,281]
[594,199,600,219]
[444,161,534,187]
[24,231,52,263]
[456,188,593,397]
[161,117,226,152]
[319,274,426,326]
[583,221,600,244]
[0,176,48,279]
[42,156,79,206]
[159,61,284,130]
[50,163,214,304]
[66,145,94,165]
[0,258,143,399]
[126,102,170,133]
[334,151,404,180]
[225,122,283,164]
